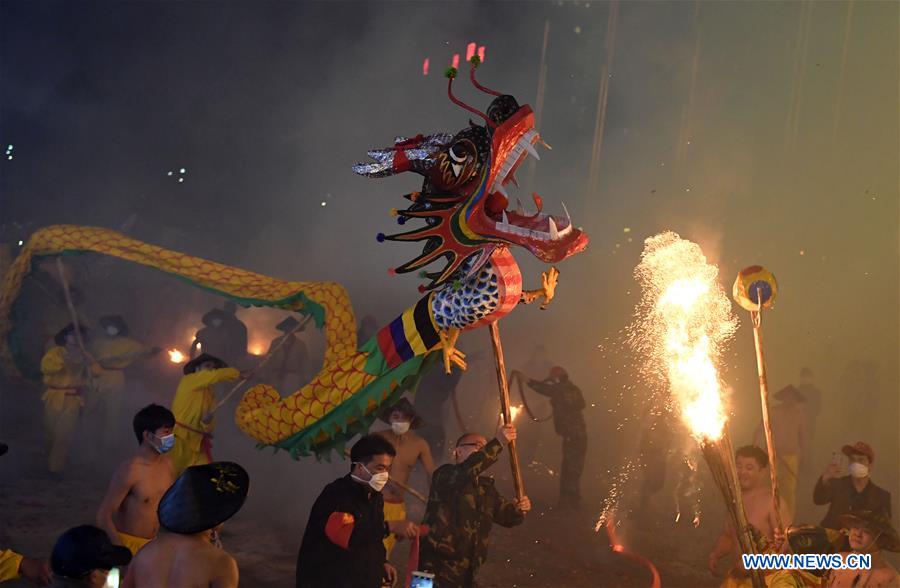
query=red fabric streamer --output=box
[404,525,430,588]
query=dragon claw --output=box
[539,266,559,310]
[439,328,466,374]
[520,266,560,310]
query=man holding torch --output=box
[708,445,792,586]
[419,423,530,588]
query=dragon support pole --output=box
[488,321,525,503]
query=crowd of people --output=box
[1,301,592,587]
[703,369,897,587]
[1,297,896,587]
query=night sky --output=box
[2,0,898,515]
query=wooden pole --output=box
[750,310,784,533]
[55,257,95,391]
[209,314,311,413]
[488,321,525,502]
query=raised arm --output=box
[182,367,240,391]
[526,378,558,399]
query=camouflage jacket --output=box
[527,379,586,437]
[420,439,524,585]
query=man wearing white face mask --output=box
[297,434,415,588]
[374,398,435,557]
[96,404,177,556]
[814,442,892,532]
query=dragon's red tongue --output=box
[486,192,508,216]
[532,192,543,213]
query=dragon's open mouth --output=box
[479,129,587,261]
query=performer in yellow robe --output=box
[40,324,100,474]
[0,549,23,583]
[169,353,239,475]
[89,315,159,448]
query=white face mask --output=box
[849,462,869,479]
[351,462,389,492]
[106,326,119,337]
[391,421,410,435]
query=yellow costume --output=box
[721,572,754,588]
[117,531,152,556]
[89,336,150,443]
[40,346,99,473]
[0,549,23,582]
[765,569,822,587]
[778,454,799,520]
[383,499,407,557]
[170,367,239,475]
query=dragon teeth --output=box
[523,141,540,161]
[548,217,559,240]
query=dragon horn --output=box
[445,67,496,129]
[468,56,502,97]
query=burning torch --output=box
[632,232,764,588]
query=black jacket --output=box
[296,475,388,588]
[527,378,586,437]
[813,475,892,530]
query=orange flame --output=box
[633,232,737,442]
[168,349,186,363]
[249,343,264,356]
[500,405,522,422]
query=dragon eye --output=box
[449,144,467,163]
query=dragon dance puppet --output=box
[0,57,588,459]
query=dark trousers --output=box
[559,433,587,507]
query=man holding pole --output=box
[373,398,435,558]
[419,423,530,588]
[169,353,241,475]
[514,365,587,509]
[40,323,101,475]
[708,445,791,587]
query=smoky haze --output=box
[1,2,897,586]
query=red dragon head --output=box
[353,57,589,290]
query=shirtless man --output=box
[827,510,900,587]
[708,445,791,587]
[123,461,248,588]
[97,404,177,555]
[753,385,807,519]
[374,398,435,557]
